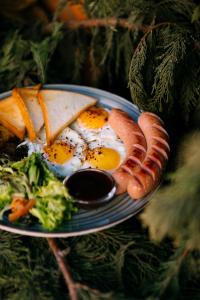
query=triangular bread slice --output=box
[15,86,44,134]
[0,124,14,145]
[38,90,97,144]
[13,86,43,141]
[0,96,26,140]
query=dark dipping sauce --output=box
[64,169,116,208]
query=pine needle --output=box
[0,232,59,300]
[129,34,148,108]
[146,246,187,300]
[152,26,187,112]
[0,1,200,299]
[178,53,200,123]
[31,22,63,83]
[192,4,200,22]
[141,132,200,250]
[60,225,170,298]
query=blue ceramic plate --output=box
[0,84,150,237]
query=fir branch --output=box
[144,247,200,299]
[63,17,145,30]
[179,251,200,300]
[61,225,171,298]
[178,57,200,123]
[146,246,188,300]
[0,232,28,272]
[100,27,115,65]
[71,29,88,83]
[0,232,59,300]
[192,4,200,23]
[47,238,78,300]
[129,22,180,112]
[128,32,148,109]
[140,132,200,250]
[76,283,112,300]
[52,0,67,22]
[63,18,176,32]
[47,238,112,300]
[86,0,120,18]
[155,0,195,22]
[115,31,134,77]
[0,31,34,90]
[0,2,200,299]
[85,0,159,24]
[151,26,187,112]
[31,22,63,83]
[0,21,63,90]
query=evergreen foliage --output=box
[66,225,169,295]
[0,22,63,90]
[141,132,200,251]
[145,247,199,300]
[30,23,63,83]
[192,4,200,22]
[0,233,60,300]
[0,0,200,299]
[0,0,199,125]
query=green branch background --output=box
[0,0,200,299]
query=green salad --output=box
[0,153,77,230]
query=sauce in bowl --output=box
[64,169,116,208]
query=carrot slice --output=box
[8,197,36,222]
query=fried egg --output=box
[81,138,126,172]
[22,105,126,177]
[71,106,122,142]
[77,106,109,130]
[71,106,126,172]
[26,127,87,177]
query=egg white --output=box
[71,107,126,173]
[81,137,126,173]
[20,105,127,177]
[26,127,87,178]
[71,106,123,146]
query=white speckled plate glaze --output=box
[0,84,150,237]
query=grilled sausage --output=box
[108,108,147,194]
[127,112,170,199]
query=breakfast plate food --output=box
[0,84,169,237]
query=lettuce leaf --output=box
[31,179,77,230]
[0,181,13,209]
[0,153,77,230]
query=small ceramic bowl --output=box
[63,168,116,209]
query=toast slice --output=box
[0,124,14,146]
[0,96,26,140]
[15,86,44,134]
[38,90,97,144]
[13,86,43,141]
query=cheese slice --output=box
[38,89,97,144]
[0,96,26,140]
[15,86,44,134]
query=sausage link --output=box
[108,108,147,194]
[127,112,169,199]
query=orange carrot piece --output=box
[8,197,36,222]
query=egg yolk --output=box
[43,142,74,164]
[86,147,120,170]
[77,106,109,129]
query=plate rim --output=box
[0,84,147,238]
